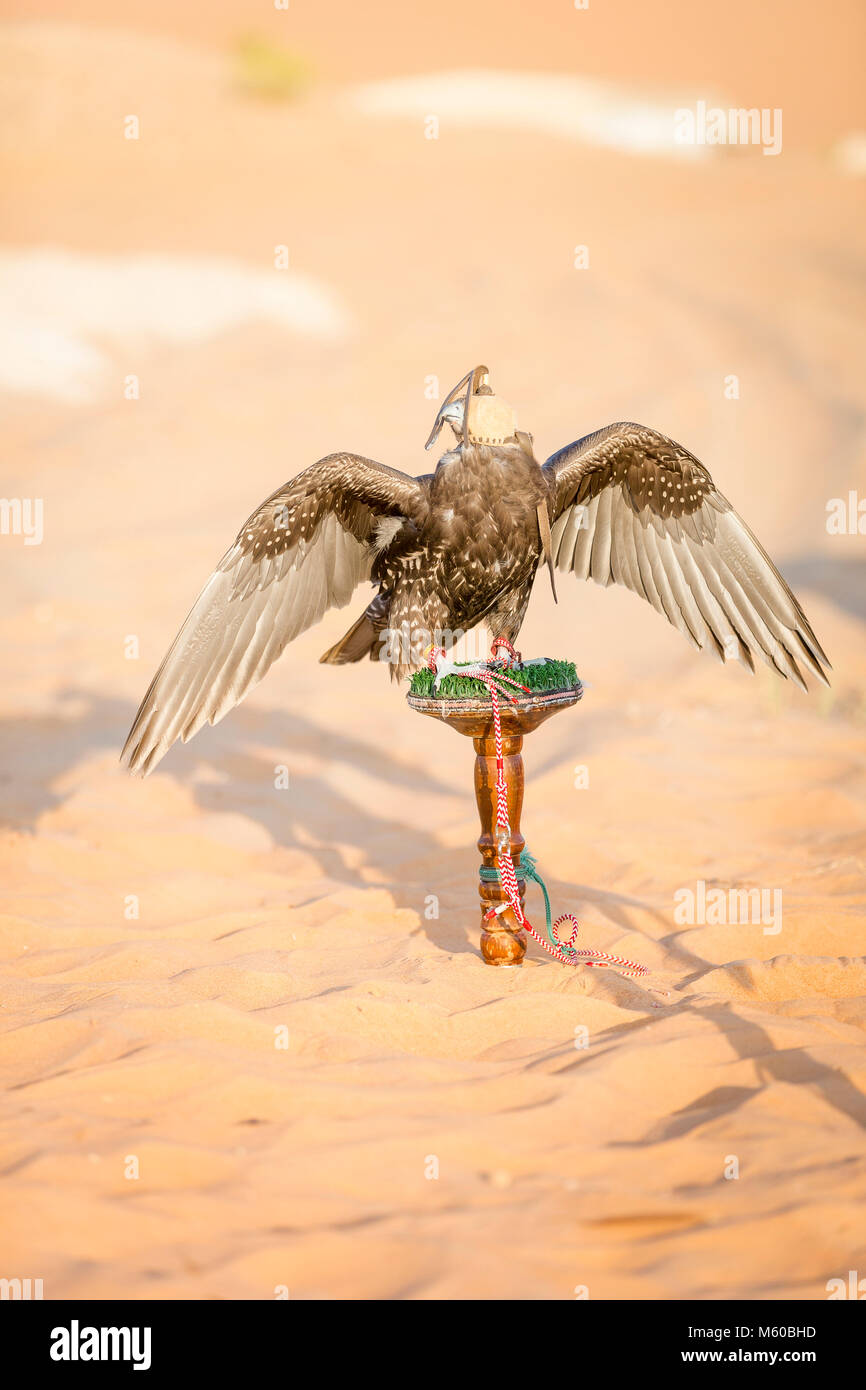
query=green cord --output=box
[480,849,576,955]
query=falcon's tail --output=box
[320,593,390,665]
[319,612,378,664]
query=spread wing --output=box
[543,424,830,689]
[122,453,430,775]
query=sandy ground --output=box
[1,7,865,1300]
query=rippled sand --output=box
[1,7,865,1299]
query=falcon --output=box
[121,365,830,775]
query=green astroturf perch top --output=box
[409,658,579,700]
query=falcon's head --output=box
[425,366,517,451]
[435,396,467,439]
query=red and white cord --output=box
[427,641,650,979]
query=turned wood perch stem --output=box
[407,681,582,965]
[474,726,527,965]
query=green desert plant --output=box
[233,34,312,102]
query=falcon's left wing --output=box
[542,423,830,689]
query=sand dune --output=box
[0,12,865,1300]
[0,249,351,402]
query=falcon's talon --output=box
[490,636,521,667]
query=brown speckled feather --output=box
[121,454,431,774]
[122,406,831,778]
[543,424,830,689]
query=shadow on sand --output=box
[0,686,684,965]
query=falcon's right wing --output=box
[122,453,430,775]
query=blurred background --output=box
[1,1,866,1301]
[2,0,866,705]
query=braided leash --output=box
[427,640,651,980]
[479,852,650,975]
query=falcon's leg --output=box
[485,583,532,665]
[490,635,522,667]
[386,585,453,682]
